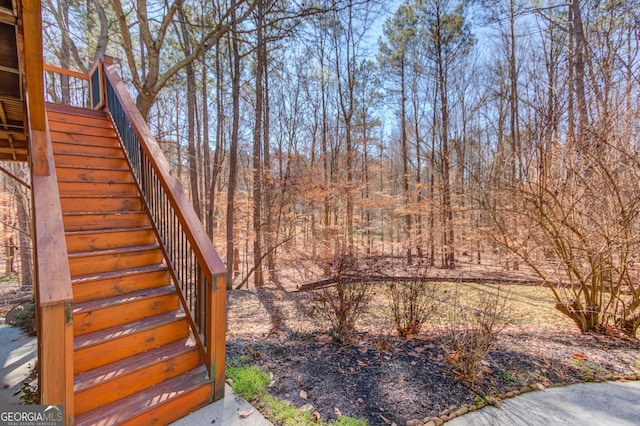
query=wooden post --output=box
[22,0,75,423]
[209,274,226,401]
[39,303,73,424]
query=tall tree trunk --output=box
[400,58,412,265]
[60,0,70,104]
[202,57,213,235]
[321,38,330,230]
[15,187,32,289]
[263,38,275,280]
[252,0,265,287]
[363,125,371,255]
[334,3,355,253]
[436,16,454,269]
[208,44,225,238]
[429,82,438,267]
[508,0,520,180]
[413,81,423,260]
[226,15,240,290]
[569,0,588,147]
[178,11,201,218]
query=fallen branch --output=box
[297,274,544,292]
[234,236,294,290]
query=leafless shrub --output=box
[481,143,640,337]
[438,286,510,386]
[312,254,370,342]
[389,280,440,337]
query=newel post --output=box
[22,0,75,422]
[89,56,113,111]
[208,274,226,401]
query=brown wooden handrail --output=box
[23,0,74,423]
[102,65,225,279]
[101,60,226,399]
[42,63,91,109]
[43,63,90,80]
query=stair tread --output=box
[51,137,118,146]
[64,210,145,216]
[56,165,130,172]
[46,103,108,118]
[60,194,139,199]
[74,337,197,393]
[67,243,160,258]
[54,151,125,160]
[65,226,153,236]
[71,264,169,285]
[74,366,210,426]
[74,310,187,351]
[57,178,134,184]
[73,285,176,314]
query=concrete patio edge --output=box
[170,383,273,426]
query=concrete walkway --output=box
[0,325,37,404]
[170,384,273,426]
[447,381,640,426]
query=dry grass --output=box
[227,281,575,338]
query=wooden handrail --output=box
[102,64,226,279]
[43,63,90,80]
[23,0,74,423]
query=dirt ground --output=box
[226,264,640,425]
[0,275,31,326]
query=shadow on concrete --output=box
[0,325,37,404]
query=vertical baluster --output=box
[191,251,195,315]
[198,266,203,335]
[171,203,176,264]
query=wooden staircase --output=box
[47,104,213,425]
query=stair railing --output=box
[100,58,227,400]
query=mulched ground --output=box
[226,284,640,425]
[227,331,640,425]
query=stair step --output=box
[68,244,164,276]
[58,181,138,197]
[74,310,189,374]
[48,119,117,137]
[54,150,125,160]
[62,211,150,232]
[66,228,156,253]
[61,196,143,213]
[47,106,110,125]
[53,140,123,157]
[54,153,128,169]
[50,131,120,148]
[74,338,201,416]
[73,285,179,336]
[56,166,133,183]
[71,264,171,303]
[63,211,148,232]
[74,366,211,426]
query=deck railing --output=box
[101,59,227,399]
[43,63,90,108]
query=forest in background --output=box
[1,0,637,334]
